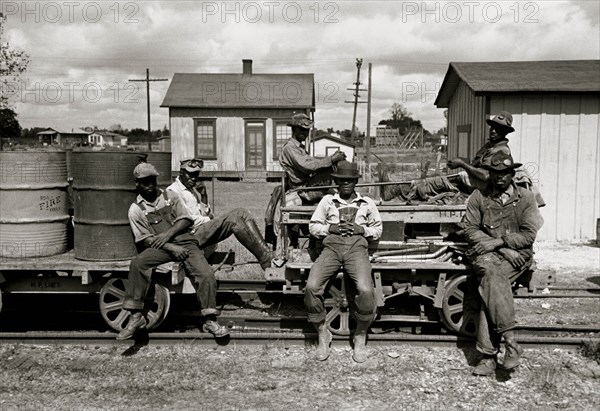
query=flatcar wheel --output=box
[324,275,356,336]
[99,278,170,332]
[440,274,477,338]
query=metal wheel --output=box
[324,274,356,336]
[99,278,170,332]
[439,274,477,337]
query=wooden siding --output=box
[447,82,487,160]
[169,107,305,176]
[489,94,600,240]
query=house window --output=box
[273,120,291,159]
[194,119,216,158]
[326,146,341,156]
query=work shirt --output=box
[309,192,383,241]
[166,177,211,232]
[128,189,193,243]
[279,138,332,187]
[471,139,510,168]
[463,182,543,258]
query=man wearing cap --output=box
[118,161,228,340]
[447,111,514,191]
[279,113,346,203]
[462,152,543,375]
[305,160,382,363]
[167,158,275,271]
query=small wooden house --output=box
[36,127,89,146]
[435,60,600,241]
[310,134,355,161]
[161,60,315,180]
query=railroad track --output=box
[1,316,598,350]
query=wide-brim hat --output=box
[486,111,515,134]
[482,152,522,171]
[331,160,361,179]
[133,162,159,179]
[287,113,313,130]
[180,158,203,173]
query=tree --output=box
[379,102,429,137]
[0,13,30,109]
[0,108,21,138]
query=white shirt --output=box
[309,192,383,240]
[166,177,211,232]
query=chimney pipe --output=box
[242,59,252,75]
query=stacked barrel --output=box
[0,151,70,257]
[0,150,172,261]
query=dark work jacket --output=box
[463,183,543,260]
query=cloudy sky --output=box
[2,0,599,133]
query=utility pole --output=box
[345,58,367,144]
[129,68,168,151]
[366,63,372,182]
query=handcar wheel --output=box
[324,274,356,336]
[439,274,477,338]
[99,278,170,332]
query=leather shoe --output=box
[316,327,332,361]
[116,313,147,340]
[503,341,524,369]
[202,320,230,337]
[472,356,497,376]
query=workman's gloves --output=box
[498,248,526,268]
[331,151,346,163]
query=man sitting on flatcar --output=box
[117,162,228,340]
[462,152,543,375]
[167,158,275,271]
[305,161,382,363]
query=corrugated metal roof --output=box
[435,60,600,107]
[161,73,315,108]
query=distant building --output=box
[161,59,315,180]
[310,134,355,161]
[435,60,600,241]
[87,131,127,147]
[375,126,400,146]
[36,127,89,146]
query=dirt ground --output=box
[0,342,599,410]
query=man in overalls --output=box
[462,152,543,375]
[304,161,382,363]
[117,162,228,340]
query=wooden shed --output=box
[435,60,600,241]
[161,60,315,180]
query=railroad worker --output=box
[118,162,228,340]
[167,158,275,271]
[305,161,382,363]
[279,113,346,203]
[462,152,543,376]
[379,111,514,201]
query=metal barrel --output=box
[72,151,141,261]
[138,151,172,188]
[0,151,69,258]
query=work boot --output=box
[116,312,147,340]
[502,331,524,370]
[352,320,371,363]
[238,219,275,270]
[202,316,230,338]
[314,321,332,361]
[472,356,497,376]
